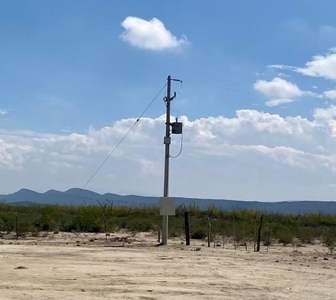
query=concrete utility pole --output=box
[161,75,180,245]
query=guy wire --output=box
[74,83,167,203]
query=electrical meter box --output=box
[171,122,183,134]
[160,197,176,216]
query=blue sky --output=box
[1,1,336,201]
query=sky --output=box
[1,1,336,201]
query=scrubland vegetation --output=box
[0,201,335,251]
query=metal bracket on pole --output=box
[164,137,171,145]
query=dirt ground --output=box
[0,231,335,300]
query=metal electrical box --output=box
[171,121,183,134]
[160,197,176,216]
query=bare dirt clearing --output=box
[0,232,335,299]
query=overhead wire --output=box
[210,85,251,94]
[0,80,254,206]
[0,80,253,201]
[74,83,167,201]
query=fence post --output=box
[184,212,190,246]
[207,217,211,247]
[256,214,264,252]
[15,215,19,240]
[158,228,161,243]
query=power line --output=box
[210,85,251,94]
[75,83,167,201]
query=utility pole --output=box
[162,75,173,245]
[162,75,181,245]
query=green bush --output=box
[296,227,316,244]
[277,229,293,246]
[0,202,335,245]
[322,231,335,253]
[191,227,206,239]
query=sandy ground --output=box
[0,231,335,300]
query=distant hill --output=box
[0,188,133,207]
[1,188,336,214]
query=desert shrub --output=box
[276,228,293,246]
[14,215,34,236]
[0,202,335,241]
[233,226,245,243]
[60,223,77,232]
[169,231,179,237]
[1,214,15,233]
[116,216,158,232]
[0,217,4,231]
[175,204,186,217]
[127,218,153,232]
[322,230,336,254]
[296,227,316,244]
[72,207,101,232]
[190,227,206,239]
[263,239,272,246]
[205,205,224,219]
[169,217,184,237]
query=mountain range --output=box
[1,188,336,214]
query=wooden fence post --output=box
[15,215,19,240]
[207,218,211,248]
[158,228,161,243]
[184,212,190,246]
[256,214,264,252]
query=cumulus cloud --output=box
[296,52,336,80]
[269,49,336,81]
[0,109,8,115]
[324,90,336,100]
[253,77,314,106]
[120,16,188,51]
[313,106,336,120]
[0,110,325,166]
[0,139,32,169]
[254,78,303,99]
[3,108,336,200]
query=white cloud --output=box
[269,49,336,81]
[313,105,336,120]
[265,99,293,107]
[120,16,188,51]
[0,109,8,116]
[313,105,336,137]
[0,139,32,169]
[254,78,303,99]
[277,72,291,78]
[297,52,336,80]
[253,77,314,106]
[3,108,336,200]
[324,90,336,100]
